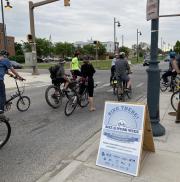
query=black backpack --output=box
[49,64,60,79]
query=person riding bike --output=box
[0,50,24,114]
[71,51,81,79]
[49,59,70,91]
[115,52,132,91]
[162,50,177,84]
[110,53,118,85]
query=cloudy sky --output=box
[2,0,180,48]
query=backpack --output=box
[49,64,61,79]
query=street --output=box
[0,62,168,182]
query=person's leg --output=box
[0,81,6,112]
[88,79,95,111]
[162,71,172,83]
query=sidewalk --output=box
[4,72,51,89]
[43,92,180,182]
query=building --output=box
[74,40,115,53]
[0,23,15,56]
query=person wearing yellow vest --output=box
[71,51,81,79]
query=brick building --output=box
[0,23,15,56]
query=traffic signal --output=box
[64,0,70,6]
[27,34,33,43]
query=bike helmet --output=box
[119,52,125,58]
[0,50,9,57]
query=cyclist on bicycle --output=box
[0,50,24,113]
[71,51,81,79]
[162,51,177,84]
[115,52,132,91]
[49,59,70,91]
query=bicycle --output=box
[170,77,180,112]
[45,76,79,109]
[0,112,11,149]
[111,76,118,95]
[64,79,89,116]
[5,76,31,112]
[160,70,178,92]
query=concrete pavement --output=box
[43,92,180,182]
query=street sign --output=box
[96,102,155,176]
[146,0,159,21]
[25,52,37,67]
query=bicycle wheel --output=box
[171,90,179,112]
[45,85,62,109]
[0,118,11,149]
[126,87,132,99]
[64,93,78,116]
[17,96,31,112]
[160,78,168,92]
[117,84,125,101]
[80,89,89,107]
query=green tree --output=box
[83,44,95,55]
[174,41,180,54]
[15,42,24,55]
[54,42,75,57]
[119,46,130,56]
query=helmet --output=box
[0,50,9,57]
[119,52,125,58]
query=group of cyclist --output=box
[0,50,25,116]
[110,51,132,92]
[50,51,96,111]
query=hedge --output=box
[9,55,25,63]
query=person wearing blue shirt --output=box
[0,50,24,113]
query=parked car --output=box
[143,55,150,66]
[10,61,23,69]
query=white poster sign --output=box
[146,0,159,21]
[96,102,146,176]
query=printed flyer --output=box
[96,102,145,176]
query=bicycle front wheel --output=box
[64,93,78,116]
[17,96,31,112]
[0,119,11,149]
[117,85,125,101]
[45,85,62,109]
[80,89,89,107]
[171,91,179,112]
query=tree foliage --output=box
[174,41,180,54]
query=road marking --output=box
[107,88,113,92]
[96,83,110,90]
[136,82,144,88]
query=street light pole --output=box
[113,17,121,53]
[1,0,7,50]
[137,29,141,63]
[147,0,165,136]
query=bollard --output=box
[175,101,180,123]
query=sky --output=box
[2,0,180,49]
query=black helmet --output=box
[0,50,9,57]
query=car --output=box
[143,55,150,66]
[10,61,23,69]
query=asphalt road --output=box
[0,62,168,182]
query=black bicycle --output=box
[0,112,11,149]
[64,80,89,116]
[5,76,31,112]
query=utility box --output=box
[25,52,37,66]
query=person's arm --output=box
[9,67,25,80]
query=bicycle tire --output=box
[0,119,11,149]
[126,87,132,99]
[171,90,179,112]
[117,84,125,101]
[17,96,31,112]
[79,89,89,107]
[160,78,168,92]
[113,84,116,95]
[64,93,78,116]
[45,85,62,109]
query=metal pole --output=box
[147,0,165,137]
[122,35,124,47]
[114,17,116,53]
[1,0,7,50]
[137,29,139,63]
[29,1,39,75]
